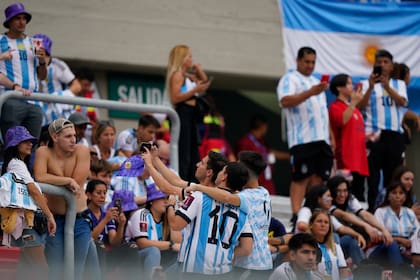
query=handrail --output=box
[0,91,180,171]
[38,183,76,280]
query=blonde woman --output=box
[307,209,349,280]
[164,45,211,182]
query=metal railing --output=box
[0,91,181,280]
[38,183,76,280]
[0,91,180,172]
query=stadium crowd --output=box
[0,2,420,280]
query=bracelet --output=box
[12,83,19,90]
[169,240,174,249]
[166,204,175,211]
[181,188,186,201]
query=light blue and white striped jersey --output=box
[235,186,272,270]
[0,35,39,92]
[126,208,163,241]
[374,206,418,238]
[176,191,252,275]
[38,57,75,93]
[41,89,75,125]
[277,70,330,148]
[0,172,39,210]
[360,79,407,134]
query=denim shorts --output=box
[11,228,46,247]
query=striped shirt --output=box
[38,57,75,93]
[126,208,163,241]
[277,70,330,148]
[176,191,252,275]
[41,89,75,125]
[374,206,418,238]
[0,35,39,92]
[235,186,272,270]
[361,79,407,134]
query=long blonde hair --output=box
[307,209,337,256]
[163,45,190,107]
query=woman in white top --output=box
[1,126,56,279]
[307,209,349,280]
[91,120,120,171]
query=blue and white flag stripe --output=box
[279,0,420,113]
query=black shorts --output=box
[290,140,333,181]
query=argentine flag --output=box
[278,0,420,113]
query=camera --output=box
[139,142,153,153]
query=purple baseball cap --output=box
[107,189,138,212]
[146,183,168,203]
[116,155,145,177]
[33,33,52,56]
[4,126,37,149]
[3,3,31,28]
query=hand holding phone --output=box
[320,74,330,83]
[373,66,382,76]
[139,142,153,153]
[114,198,122,213]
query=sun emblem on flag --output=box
[363,42,381,66]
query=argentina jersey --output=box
[127,208,163,241]
[0,172,39,210]
[42,89,76,125]
[235,187,272,270]
[0,35,38,92]
[38,57,75,94]
[361,79,407,134]
[176,191,252,275]
[277,70,330,148]
[180,77,196,94]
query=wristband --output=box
[166,204,175,211]
[169,240,174,249]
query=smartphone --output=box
[373,65,382,76]
[114,198,122,212]
[320,74,330,83]
[139,142,152,153]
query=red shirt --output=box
[329,100,369,176]
[236,133,276,194]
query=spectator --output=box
[68,111,91,147]
[327,175,393,247]
[236,114,289,195]
[85,179,126,277]
[186,151,273,278]
[0,125,56,279]
[150,160,253,279]
[307,209,349,280]
[0,2,47,140]
[295,185,366,267]
[329,74,369,202]
[370,181,418,267]
[276,46,333,219]
[115,114,160,158]
[391,165,420,218]
[269,233,324,280]
[33,118,92,280]
[267,217,293,268]
[32,33,81,125]
[125,183,180,279]
[91,119,120,171]
[89,159,114,207]
[164,44,211,182]
[358,49,408,213]
[199,95,236,162]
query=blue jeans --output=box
[339,234,365,265]
[137,246,161,279]
[369,241,404,267]
[45,216,91,280]
[85,239,101,280]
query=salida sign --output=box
[108,73,165,119]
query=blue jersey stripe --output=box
[0,37,14,82]
[281,0,420,35]
[48,67,54,93]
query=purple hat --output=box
[5,126,37,149]
[33,33,52,56]
[146,183,168,203]
[108,189,138,212]
[117,155,145,177]
[3,3,32,28]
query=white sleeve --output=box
[336,243,347,268]
[277,73,298,101]
[348,196,363,214]
[295,207,312,233]
[331,215,343,231]
[411,228,420,255]
[374,207,386,227]
[176,191,201,224]
[7,159,35,184]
